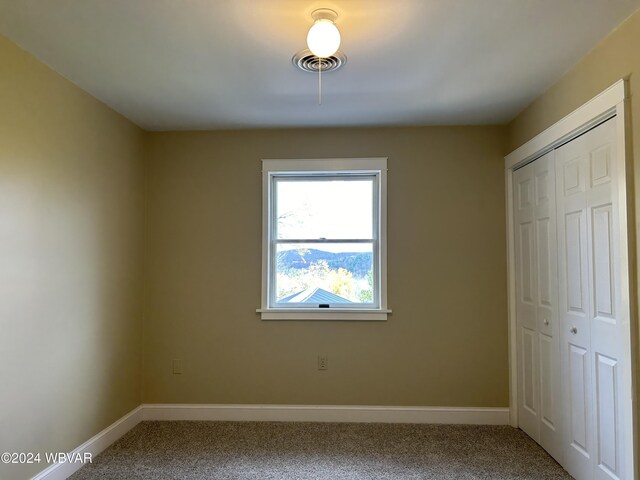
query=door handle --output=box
[543,318,549,326]
[570,326,578,334]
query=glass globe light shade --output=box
[306,19,341,58]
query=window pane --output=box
[275,243,375,305]
[276,177,374,240]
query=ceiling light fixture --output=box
[307,9,341,58]
[293,8,346,105]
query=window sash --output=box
[269,172,381,309]
[273,174,376,241]
[272,240,377,308]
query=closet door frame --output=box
[505,79,636,477]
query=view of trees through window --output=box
[274,177,375,304]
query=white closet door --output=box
[556,117,631,480]
[513,152,562,462]
[533,153,562,463]
[513,160,540,442]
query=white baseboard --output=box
[142,404,510,425]
[30,403,509,479]
[31,406,143,480]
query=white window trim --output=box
[258,157,390,321]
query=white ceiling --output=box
[0,0,638,130]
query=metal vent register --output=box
[292,49,347,73]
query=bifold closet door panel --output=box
[513,161,540,442]
[555,117,630,480]
[513,153,562,462]
[532,153,562,464]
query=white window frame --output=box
[257,158,390,321]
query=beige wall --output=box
[143,126,509,407]
[0,36,145,479]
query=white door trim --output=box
[504,78,636,476]
[505,80,625,169]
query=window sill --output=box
[256,308,391,321]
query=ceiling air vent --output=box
[292,49,347,73]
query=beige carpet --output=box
[70,421,571,479]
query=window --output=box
[258,158,389,320]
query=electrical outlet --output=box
[172,359,183,375]
[318,355,328,370]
